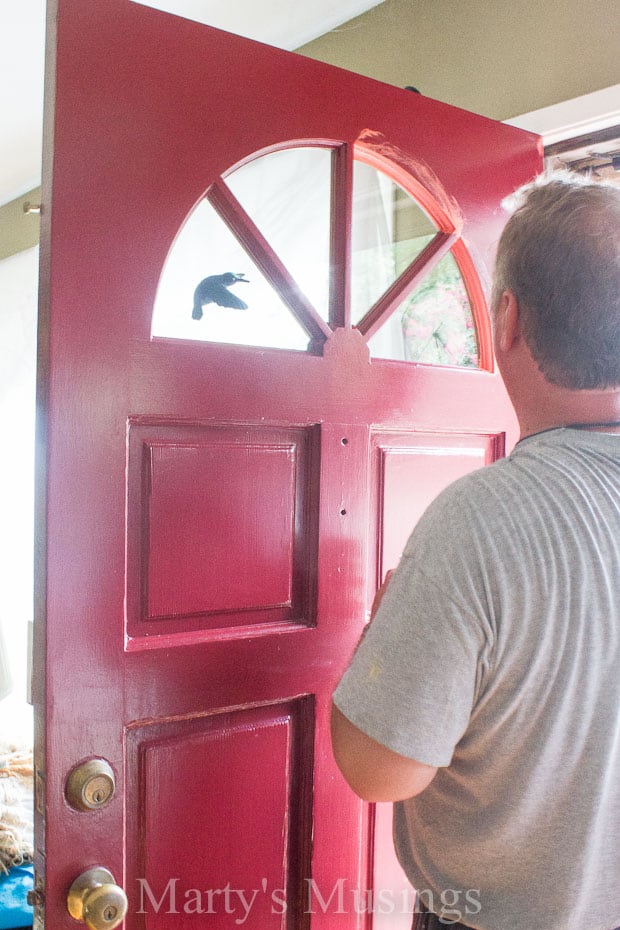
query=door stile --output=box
[310,419,375,928]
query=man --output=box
[331,174,620,930]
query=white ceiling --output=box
[0,0,385,207]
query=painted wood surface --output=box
[34,2,542,927]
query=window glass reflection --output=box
[368,250,479,366]
[351,161,437,325]
[224,148,332,321]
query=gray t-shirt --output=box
[334,428,620,930]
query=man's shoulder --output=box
[402,455,516,565]
[411,430,620,558]
[422,453,515,521]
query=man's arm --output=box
[331,570,439,801]
[330,703,438,802]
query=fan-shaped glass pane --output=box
[351,161,437,325]
[224,148,332,320]
[152,199,310,351]
[368,250,479,366]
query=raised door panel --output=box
[371,430,503,583]
[125,699,314,928]
[126,422,319,639]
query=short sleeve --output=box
[333,490,491,768]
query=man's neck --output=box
[493,311,620,441]
[517,390,620,441]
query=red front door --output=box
[34,3,541,928]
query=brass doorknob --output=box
[67,868,128,930]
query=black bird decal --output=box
[191,272,250,319]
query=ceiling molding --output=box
[505,84,620,146]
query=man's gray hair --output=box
[492,172,620,389]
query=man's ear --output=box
[495,290,521,353]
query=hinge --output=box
[34,767,46,816]
[29,869,45,929]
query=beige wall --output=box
[299,0,620,122]
[0,189,41,261]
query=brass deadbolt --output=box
[66,759,115,811]
[67,868,128,930]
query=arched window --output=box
[152,143,483,368]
